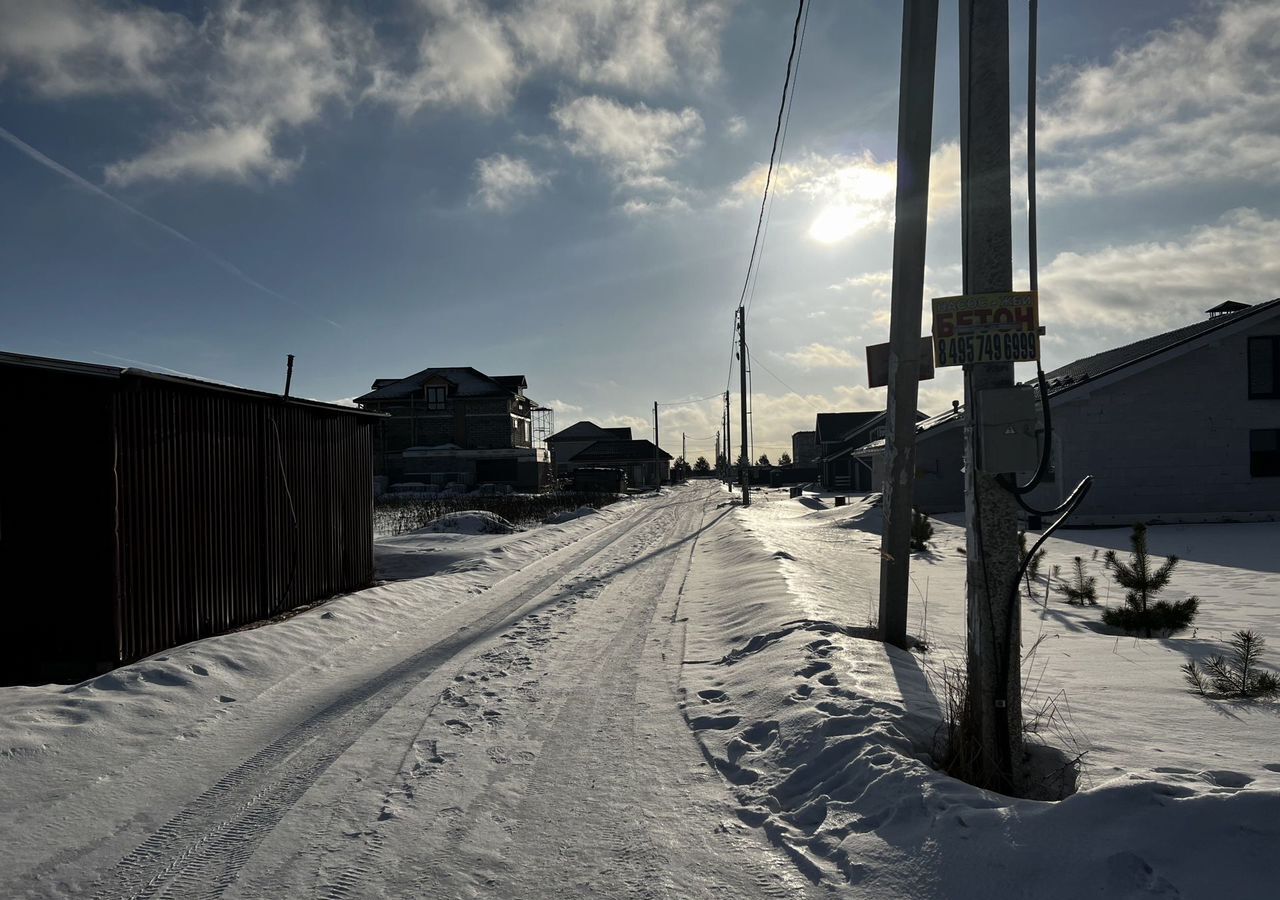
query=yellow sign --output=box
[931,291,1040,367]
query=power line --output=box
[745,0,810,317]
[655,391,724,407]
[735,0,806,315]
[746,346,824,413]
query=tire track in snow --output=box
[84,499,673,900]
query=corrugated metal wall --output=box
[112,380,374,664]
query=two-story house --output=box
[356,367,549,490]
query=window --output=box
[1251,430,1280,477]
[425,386,446,409]
[1248,336,1280,399]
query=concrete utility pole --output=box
[737,307,751,506]
[878,0,940,650]
[653,401,660,490]
[959,0,1022,791]
[724,391,732,488]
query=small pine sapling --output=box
[1054,556,1098,606]
[1182,630,1280,698]
[1102,523,1198,636]
[910,509,934,551]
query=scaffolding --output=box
[532,404,554,452]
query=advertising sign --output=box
[931,291,1040,367]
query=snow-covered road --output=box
[2,484,813,899]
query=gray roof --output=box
[1041,297,1280,396]
[856,297,1280,452]
[357,367,525,402]
[572,439,672,462]
[548,420,629,443]
[815,412,881,443]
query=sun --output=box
[808,204,863,244]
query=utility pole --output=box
[737,307,751,506]
[653,401,660,490]
[724,390,732,489]
[715,430,720,479]
[682,432,686,475]
[878,0,939,649]
[959,0,1022,792]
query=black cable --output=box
[735,0,806,314]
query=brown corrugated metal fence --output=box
[112,380,374,665]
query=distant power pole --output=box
[960,0,1022,791]
[878,0,940,649]
[682,432,686,470]
[737,307,751,506]
[653,401,660,490]
[724,390,732,489]
[715,430,720,477]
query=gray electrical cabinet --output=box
[978,386,1040,474]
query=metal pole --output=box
[283,354,295,398]
[725,390,732,489]
[960,0,1021,791]
[653,401,660,490]
[878,0,939,650]
[737,308,751,506]
[1027,0,1038,295]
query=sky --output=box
[2,0,1278,466]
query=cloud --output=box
[552,95,703,196]
[472,153,549,211]
[725,115,747,139]
[781,343,860,370]
[1036,208,1280,330]
[103,0,366,186]
[367,0,518,116]
[1036,1,1280,196]
[368,0,729,118]
[729,142,961,243]
[0,0,191,97]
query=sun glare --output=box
[808,205,863,244]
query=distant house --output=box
[815,411,926,491]
[547,420,671,487]
[791,430,818,467]
[855,298,1280,524]
[355,367,550,491]
[546,421,632,475]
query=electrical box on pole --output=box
[959,0,1023,792]
[877,0,939,650]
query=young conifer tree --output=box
[1102,523,1198,636]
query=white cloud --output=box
[1036,1,1280,196]
[367,0,518,116]
[1036,208,1280,330]
[368,0,728,118]
[0,0,191,97]
[102,0,367,186]
[730,143,961,243]
[472,153,549,211]
[781,343,861,370]
[552,95,703,195]
[106,123,299,186]
[725,115,747,139]
[507,0,727,92]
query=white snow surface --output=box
[1,483,1277,898]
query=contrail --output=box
[0,125,342,330]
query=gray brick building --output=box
[356,367,550,491]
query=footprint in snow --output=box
[697,689,730,704]
[189,664,210,677]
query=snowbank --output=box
[414,510,518,535]
[542,505,600,525]
[675,487,1280,894]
